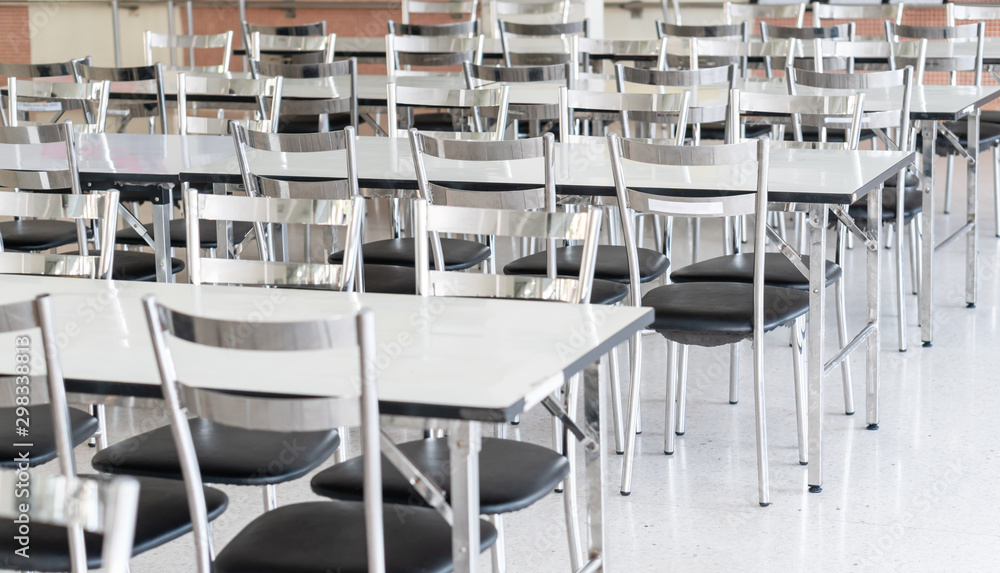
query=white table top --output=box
[0,274,651,421]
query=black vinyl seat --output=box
[330,237,491,271]
[0,220,90,251]
[0,406,98,468]
[671,253,841,290]
[641,282,811,347]
[848,187,923,225]
[116,219,254,250]
[214,501,497,573]
[91,418,341,486]
[311,437,570,515]
[357,264,419,295]
[504,245,670,284]
[277,113,353,133]
[934,119,1000,155]
[589,278,630,305]
[0,475,228,571]
[65,249,185,281]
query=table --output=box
[179,135,914,494]
[0,273,653,573]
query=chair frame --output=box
[401,0,479,24]
[73,62,168,134]
[5,77,110,133]
[250,57,359,132]
[498,19,589,66]
[387,83,510,139]
[249,31,336,64]
[177,72,283,135]
[143,30,234,73]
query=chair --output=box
[947,3,1000,235]
[387,82,510,139]
[250,57,358,133]
[142,295,496,573]
[0,471,138,573]
[4,77,110,133]
[73,62,167,135]
[811,2,903,37]
[464,61,574,136]
[249,30,336,65]
[0,58,91,127]
[400,0,478,24]
[760,23,855,77]
[788,65,916,352]
[312,129,600,572]
[386,33,485,75]
[240,20,327,66]
[611,135,809,506]
[723,1,807,38]
[143,30,233,73]
[488,0,572,34]
[0,294,229,572]
[498,19,588,66]
[388,18,481,37]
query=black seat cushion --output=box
[91,418,341,486]
[934,120,1000,155]
[0,220,89,251]
[330,238,491,271]
[215,500,497,573]
[311,437,569,515]
[980,110,1000,125]
[848,188,923,225]
[589,278,630,305]
[671,253,842,291]
[0,406,98,468]
[411,111,458,132]
[0,475,227,571]
[116,219,254,249]
[504,245,670,284]
[65,249,185,281]
[693,122,771,142]
[359,264,418,294]
[642,282,810,347]
[276,113,352,134]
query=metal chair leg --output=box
[562,374,583,571]
[608,346,625,455]
[791,316,807,465]
[673,345,689,436]
[908,221,920,295]
[88,403,108,450]
[895,219,907,352]
[752,332,770,507]
[263,484,277,511]
[944,153,954,214]
[993,144,999,237]
[729,342,740,404]
[334,427,348,463]
[619,332,644,495]
[835,225,855,415]
[489,514,506,573]
[663,341,679,456]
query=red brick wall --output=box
[0,7,31,64]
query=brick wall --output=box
[0,7,31,64]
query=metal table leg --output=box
[807,205,828,493]
[450,421,482,573]
[152,185,174,283]
[866,184,882,430]
[920,121,936,346]
[583,361,607,571]
[966,110,979,308]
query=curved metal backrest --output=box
[250,32,336,63]
[6,77,110,133]
[493,0,570,20]
[733,89,864,148]
[463,61,574,86]
[0,471,139,573]
[656,21,748,40]
[0,58,89,79]
[253,58,358,129]
[388,83,510,138]
[144,30,233,72]
[402,0,478,22]
[885,22,983,84]
[761,22,854,41]
[724,2,806,33]
[499,19,588,37]
[948,3,1000,24]
[616,62,736,89]
[811,2,903,27]
[608,134,768,309]
[74,62,167,134]
[389,19,481,37]
[142,294,384,572]
[245,21,326,36]
[0,190,118,279]
[559,87,692,140]
[386,34,485,73]
[177,73,282,135]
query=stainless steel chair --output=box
[400,0,479,24]
[611,136,808,507]
[250,57,358,133]
[654,22,751,77]
[0,294,229,572]
[0,58,92,127]
[4,77,109,133]
[723,1,807,37]
[0,469,138,573]
[142,296,496,573]
[498,19,588,66]
[387,83,510,139]
[760,22,855,77]
[388,18,481,37]
[240,20,328,66]
[488,0,572,34]
[811,2,903,35]
[143,30,233,73]
[249,30,336,65]
[73,62,167,134]
[463,61,574,136]
[386,33,485,75]
[175,73,282,136]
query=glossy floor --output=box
[65,155,1000,572]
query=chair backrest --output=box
[656,21,748,40]
[386,34,485,73]
[948,3,1000,26]
[759,23,854,77]
[607,134,768,308]
[463,61,571,124]
[249,31,337,64]
[0,58,88,80]
[498,19,588,66]
[73,62,167,134]
[732,89,865,148]
[402,0,479,23]
[724,2,806,36]
[241,20,327,56]
[488,0,572,34]
[787,65,913,151]
[0,123,118,279]
[5,77,110,133]
[811,2,903,30]
[387,83,510,139]
[143,30,233,72]
[388,19,482,37]
[658,35,757,75]
[885,21,984,85]
[559,87,693,140]
[176,73,282,135]
[141,295,385,572]
[251,58,358,130]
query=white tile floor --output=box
[72,154,1000,572]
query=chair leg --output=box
[334,427,348,463]
[562,373,583,571]
[835,225,855,415]
[489,514,506,573]
[88,403,108,450]
[263,484,277,511]
[551,388,564,493]
[908,221,920,296]
[752,336,770,507]
[620,332,645,495]
[895,219,907,352]
[663,341,679,456]
[652,215,665,254]
[791,317,808,466]
[691,218,701,262]
[673,345,689,436]
[944,153,954,214]
[630,336,642,435]
[993,144,999,237]
[728,342,739,405]
[608,346,625,455]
